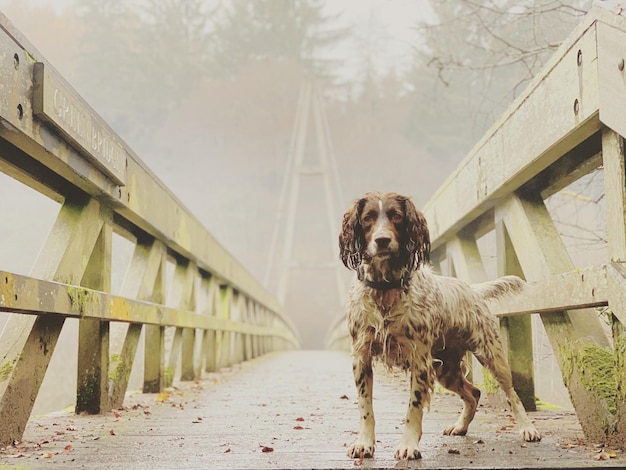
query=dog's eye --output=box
[391,213,403,223]
[361,212,376,224]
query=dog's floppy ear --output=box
[339,198,366,270]
[401,196,430,270]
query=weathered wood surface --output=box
[1,350,623,469]
[422,6,626,250]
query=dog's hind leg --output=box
[435,358,481,436]
[474,332,541,442]
[347,355,376,458]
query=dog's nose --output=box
[375,237,391,249]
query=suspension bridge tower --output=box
[264,79,346,349]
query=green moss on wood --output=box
[108,353,128,384]
[164,365,174,387]
[0,358,16,382]
[66,286,98,315]
[561,342,618,415]
[76,373,100,412]
[483,369,500,394]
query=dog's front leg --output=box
[347,356,375,458]
[395,357,433,460]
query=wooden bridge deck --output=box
[0,350,624,470]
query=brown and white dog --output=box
[339,191,540,460]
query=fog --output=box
[0,0,594,355]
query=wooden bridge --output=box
[2,5,626,469]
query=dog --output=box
[339,191,540,460]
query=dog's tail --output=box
[473,275,524,300]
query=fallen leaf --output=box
[64,445,73,452]
[109,429,116,436]
[295,417,305,422]
[293,425,304,430]
[594,451,610,461]
[260,446,274,453]
[448,449,461,455]
[41,453,53,458]
[340,395,349,400]
[224,448,231,453]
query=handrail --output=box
[0,12,298,447]
[326,6,626,448]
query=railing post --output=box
[495,219,536,412]
[202,276,219,373]
[218,285,232,368]
[602,128,626,441]
[180,262,198,381]
[76,206,113,414]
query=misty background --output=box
[0,0,609,411]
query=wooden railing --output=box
[328,6,626,446]
[0,12,299,446]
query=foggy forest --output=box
[0,0,602,359]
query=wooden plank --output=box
[0,270,298,343]
[597,21,626,139]
[32,62,127,185]
[491,265,608,317]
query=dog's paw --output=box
[443,423,468,436]
[520,425,541,442]
[347,441,375,459]
[394,443,422,460]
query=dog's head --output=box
[339,192,430,273]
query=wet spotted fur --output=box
[339,192,540,460]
